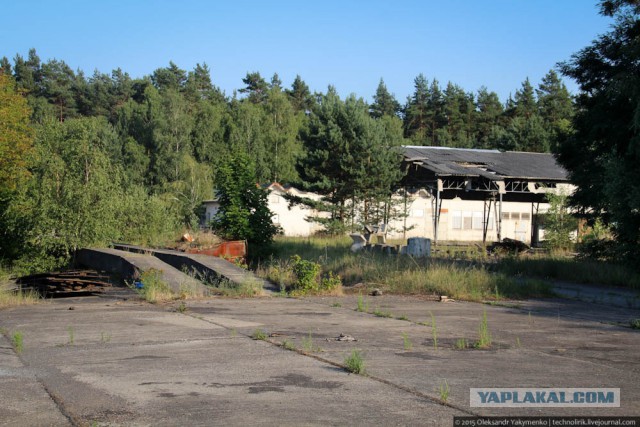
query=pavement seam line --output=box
[182,310,477,416]
[0,331,82,427]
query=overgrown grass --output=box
[183,267,263,297]
[344,349,365,374]
[256,237,554,301]
[497,256,640,289]
[0,268,40,309]
[12,331,24,354]
[475,309,492,349]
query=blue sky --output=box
[2,1,611,103]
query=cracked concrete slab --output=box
[1,285,638,425]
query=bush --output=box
[291,255,321,292]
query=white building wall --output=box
[203,184,573,243]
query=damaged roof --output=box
[402,146,568,181]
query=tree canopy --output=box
[557,0,640,263]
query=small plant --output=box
[344,349,365,374]
[176,301,187,313]
[301,331,321,352]
[430,311,438,350]
[454,338,468,350]
[356,294,369,312]
[438,379,450,402]
[321,271,342,292]
[67,326,75,345]
[331,302,342,308]
[100,332,111,343]
[230,328,237,338]
[630,319,640,329]
[397,314,409,321]
[251,329,268,340]
[12,331,24,354]
[516,337,522,348]
[373,307,393,318]
[475,309,492,349]
[402,332,413,351]
[282,339,296,351]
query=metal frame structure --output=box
[401,147,570,245]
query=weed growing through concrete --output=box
[301,331,321,352]
[630,319,640,329]
[439,379,450,402]
[251,329,267,340]
[331,302,342,308]
[230,328,237,338]
[372,307,393,318]
[475,310,492,349]
[516,337,522,348]
[67,326,75,345]
[137,269,175,303]
[454,338,468,350]
[396,314,409,321]
[176,301,187,313]
[430,311,438,350]
[100,332,111,343]
[356,294,369,312]
[282,339,296,351]
[12,331,23,354]
[402,332,413,351]
[344,350,365,374]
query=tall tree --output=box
[239,71,268,104]
[370,78,400,118]
[403,73,430,144]
[558,0,640,263]
[286,74,314,113]
[536,70,574,151]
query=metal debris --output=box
[16,270,113,298]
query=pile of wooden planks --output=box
[16,270,113,298]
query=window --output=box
[502,212,510,220]
[452,211,462,229]
[511,212,520,220]
[521,212,531,220]
[463,211,473,230]
[472,212,484,230]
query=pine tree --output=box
[370,78,400,118]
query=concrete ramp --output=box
[76,248,210,296]
[111,244,278,293]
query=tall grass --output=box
[497,256,640,289]
[0,268,40,309]
[257,237,553,301]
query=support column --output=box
[482,196,493,244]
[432,180,443,244]
[496,192,503,241]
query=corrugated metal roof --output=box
[402,146,568,181]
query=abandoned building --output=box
[202,146,572,245]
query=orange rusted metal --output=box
[185,240,246,262]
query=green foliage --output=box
[438,380,450,402]
[542,192,577,251]
[344,350,365,374]
[401,332,413,351]
[212,151,279,250]
[251,329,268,340]
[454,338,468,350]
[291,255,321,292]
[12,331,24,354]
[630,319,640,330]
[137,269,174,303]
[475,310,492,349]
[558,1,640,267]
